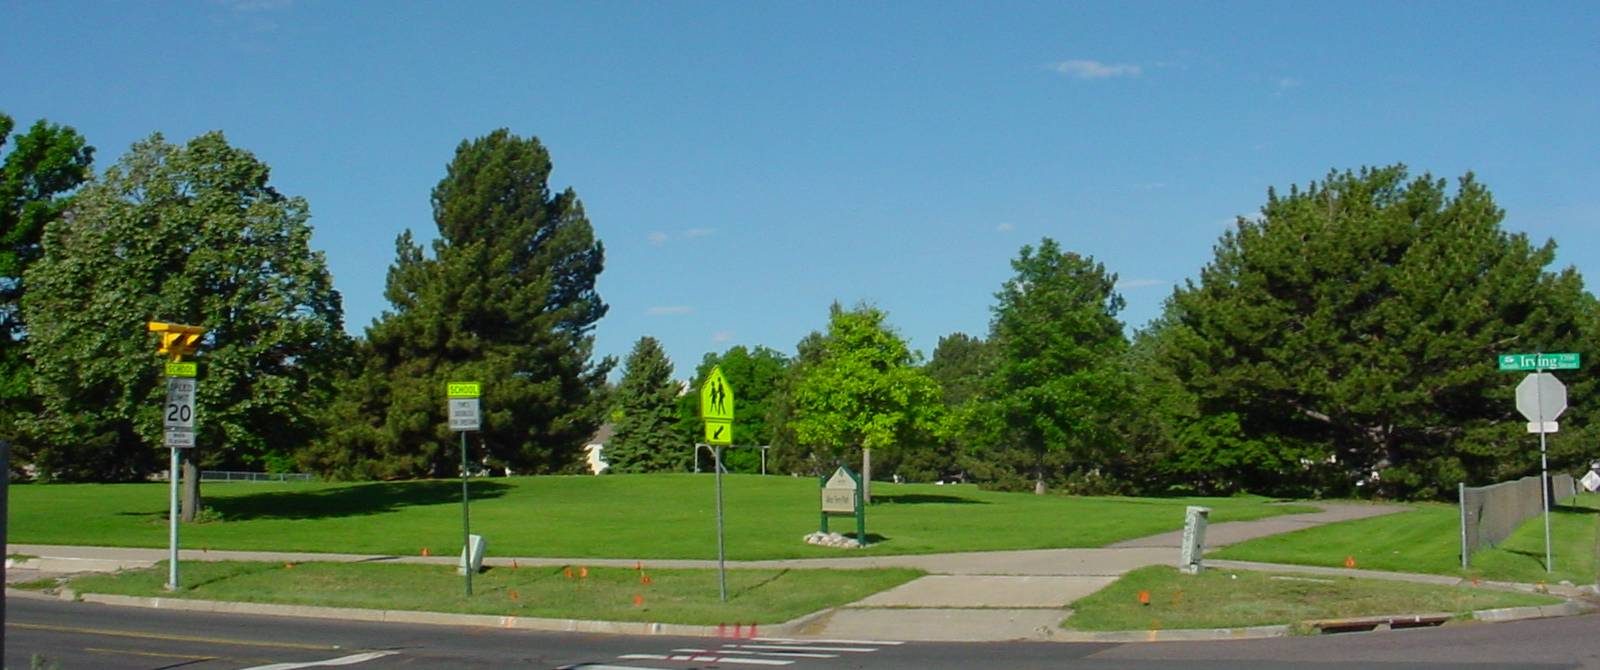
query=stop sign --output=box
[1515,372,1567,422]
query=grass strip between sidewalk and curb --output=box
[60,560,925,626]
[1064,565,1563,632]
[1211,494,1600,586]
[7,475,1316,559]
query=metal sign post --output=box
[447,381,481,596]
[163,367,197,590]
[149,322,205,592]
[699,366,735,602]
[714,445,727,602]
[1510,363,1571,574]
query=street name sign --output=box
[1498,353,1580,372]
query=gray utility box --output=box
[1180,506,1210,575]
[458,534,487,575]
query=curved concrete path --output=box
[9,503,1413,642]
[787,502,1410,641]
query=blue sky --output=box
[5,1,1597,378]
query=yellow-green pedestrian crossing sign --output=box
[700,367,734,421]
[700,366,734,445]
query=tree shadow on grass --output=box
[1553,504,1599,515]
[872,494,986,505]
[200,480,512,521]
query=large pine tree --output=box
[1158,166,1596,498]
[309,130,611,479]
[606,337,683,473]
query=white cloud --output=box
[647,306,693,316]
[712,331,734,343]
[684,227,715,239]
[647,232,669,246]
[995,223,1016,233]
[1116,278,1169,290]
[1049,59,1142,80]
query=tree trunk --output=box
[1034,452,1046,495]
[180,458,201,522]
[862,447,872,504]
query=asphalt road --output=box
[6,596,1599,670]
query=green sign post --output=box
[1498,353,1580,371]
[447,381,481,596]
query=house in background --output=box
[583,424,613,475]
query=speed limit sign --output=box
[164,377,196,448]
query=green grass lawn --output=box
[9,474,1313,559]
[62,560,922,625]
[1064,565,1562,631]
[1212,494,1600,585]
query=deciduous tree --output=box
[0,113,93,447]
[790,303,944,500]
[674,345,790,472]
[22,132,346,485]
[977,239,1128,494]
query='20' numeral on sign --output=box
[167,403,192,423]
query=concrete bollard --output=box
[1180,506,1210,575]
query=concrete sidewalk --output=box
[7,503,1427,642]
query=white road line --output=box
[672,647,838,659]
[620,653,792,666]
[751,637,904,646]
[733,644,878,653]
[239,651,399,670]
[559,665,676,670]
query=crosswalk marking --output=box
[733,644,877,653]
[619,653,792,666]
[239,651,399,670]
[752,637,904,646]
[558,665,675,670]
[587,636,903,669]
[673,647,838,659]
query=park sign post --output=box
[147,321,207,592]
[819,465,867,545]
[447,381,481,596]
[1498,352,1579,573]
[699,366,734,602]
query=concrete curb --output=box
[63,591,819,640]
[1050,625,1292,643]
[8,556,157,573]
[34,587,1591,644]
[1473,600,1592,622]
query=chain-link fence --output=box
[1459,473,1577,567]
[199,470,314,483]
